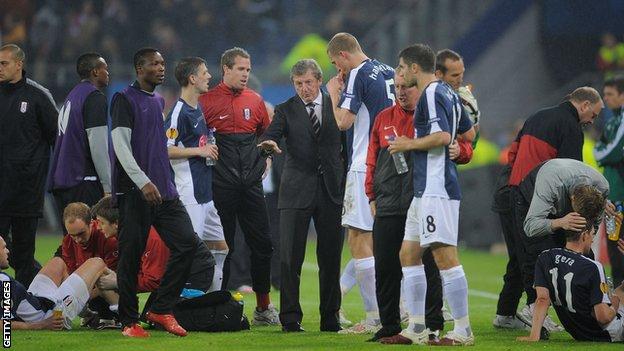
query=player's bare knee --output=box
[48,256,65,267]
[85,257,106,269]
[432,246,459,270]
[399,243,421,266]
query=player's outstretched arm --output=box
[168,145,218,160]
[593,303,617,326]
[388,131,451,154]
[12,315,63,330]
[518,287,550,342]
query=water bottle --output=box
[53,300,63,319]
[386,134,408,174]
[608,202,623,241]
[606,216,616,239]
[205,128,216,166]
[607,276,615,294]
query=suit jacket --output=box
[261,91,345,209]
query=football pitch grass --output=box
[9,235,622,350]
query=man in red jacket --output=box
[91,196,214,295]
[505,87,603,331]
[60,202,119,328]
[61,202,118,273]
[366,75,472,341]
[198,47,278,325]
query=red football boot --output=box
[122,323,150,338]
[146,311,188,337]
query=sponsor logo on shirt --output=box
[218,115,229,120]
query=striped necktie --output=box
[306,102,321,137]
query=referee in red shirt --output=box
[198,47,277,325]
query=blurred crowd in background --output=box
[2,0,624,247]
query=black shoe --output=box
[320,324,342,332]
[282,322,305,332]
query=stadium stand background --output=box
[2,0,623,250]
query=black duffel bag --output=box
[172,290,250,332]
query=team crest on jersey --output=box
[20,101,28,113]
[243,108,251,120]
[165,127,178,139]
[62,294,73,307]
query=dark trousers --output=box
[495,207,524,316]
[213,182,273,294]
[0,217,41,286]
[117,190,200,326]
[372,215,444,333]
[423,249,444,332]
[52,180,104,231]
[372,215,403,333]
[226,191,281,290]
[186,241,216,292]
[511,186,566,306]
[607,225,624,286]
[279,178,343,328]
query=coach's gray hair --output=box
[290,59,323,81]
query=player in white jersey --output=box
[326,32,395,333]
[381,44,476,346]
[165,57,226,292]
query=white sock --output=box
[440,265,471,337]
[340,259,357,296]
[208,249,228,292]
[402,265,427,333]
[354,257,379,323]
[399,278,407,317]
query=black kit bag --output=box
[172,290,250,332]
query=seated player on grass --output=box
[91,196,214,313]
[59,202,121,329]
[0,236,110,330]
[518,222,624,342]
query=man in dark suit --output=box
[258,59,345,333]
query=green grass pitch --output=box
[8,235,622,350]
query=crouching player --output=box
[0,236,108,330]
[519,221,624,342]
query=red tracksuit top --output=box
[198,82,271,187]
[137,227,170,293]
[199,82,270,135]
[61,222,118,273]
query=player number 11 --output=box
[549,268,576,313]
